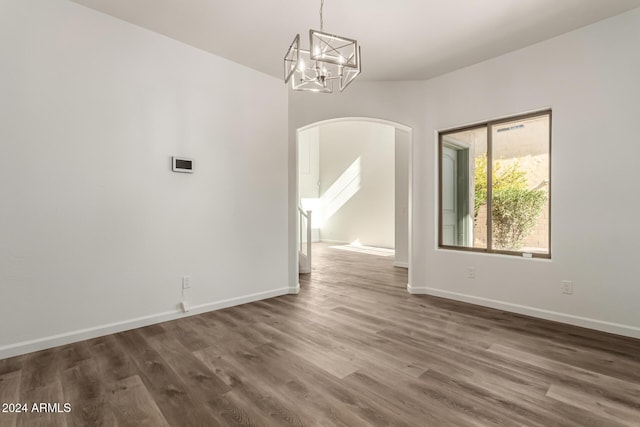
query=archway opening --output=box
[295,117,412,289]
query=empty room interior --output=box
[2,0,640,425]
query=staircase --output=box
[298,207,312,274]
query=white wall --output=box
[318,121,395,248]
[0,0,289,358]
[298,127,320,200]
[395,129,410,267]
[289,8,640,338]
[297,126,321,242]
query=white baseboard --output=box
[407,283,424,294]
[0,287,291,360]
[289,283,301,294]
[409,287,640,339]
[394,261,409,269]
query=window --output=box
[438,111,551,258]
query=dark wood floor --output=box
[2,243,640,426]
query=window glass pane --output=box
[440,126,487,249]
[490,114,550,253]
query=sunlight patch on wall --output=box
[321,157,361,221]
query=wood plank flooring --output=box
[2,242,640,426]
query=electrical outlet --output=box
[182,276,191,289]
[467,267,476,279]
[562,280,573,294]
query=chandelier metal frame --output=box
[284,0,361,93]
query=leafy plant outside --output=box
[474,154,547,250]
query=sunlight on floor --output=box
[329,244,395,257]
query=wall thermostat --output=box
[172,156,194,173]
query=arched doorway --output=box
[294,117,412,289]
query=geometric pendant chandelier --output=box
[284,0,361,93]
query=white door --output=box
[442,146,458,245]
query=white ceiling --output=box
[71,0,640,81]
